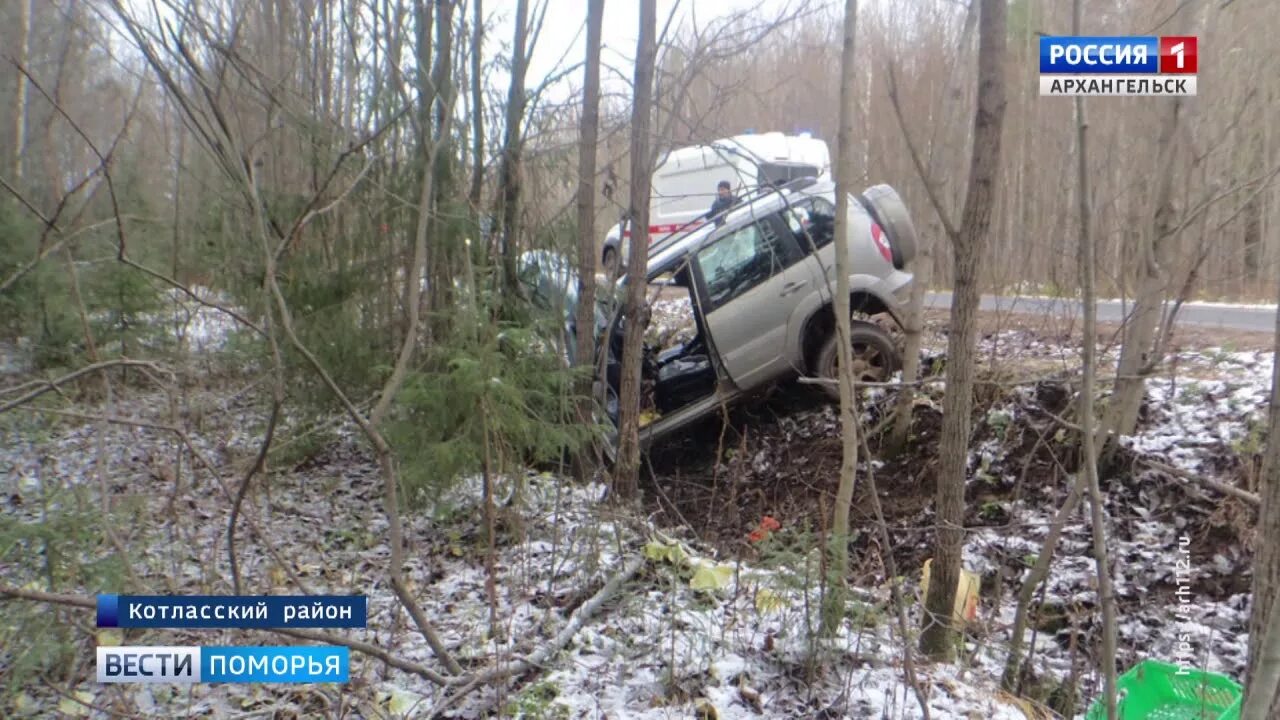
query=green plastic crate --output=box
[1085,660,1242,720]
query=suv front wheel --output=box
[815,320,900,400]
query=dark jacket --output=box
[705,194,737,220]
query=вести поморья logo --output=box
[1039,36,1198,97]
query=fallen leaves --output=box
[689,560,734,592]
[645,537,735,592]
[644,540,688,565]
[55,691,94,717]
[693,697,719,719]
[95,629,123,646]
[753,588,786,615]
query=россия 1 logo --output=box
[1039,36,1197,97]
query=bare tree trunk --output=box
[1244,231,1280,716]
[405,0,434,332]
[572,0,605,482]
[821,0,859,638]
[11,0,31,181]
[1243,133,1264,283]
[429,0,456,334]
[1244,594,1280,720]
[613,0,656,500]
[1101,97,1180,448]
[886,0,966,458]
[1002,474,1085,690]
[468,0,484,214]
[170,97,185,280]
[498,0,530,299]
[1101,2,1198,449]
[887,244,930,455]
[1016,0,1035,286]
[920,0,1007,662]
[1072,1,1117,712]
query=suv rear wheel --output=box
[815,320,900,400]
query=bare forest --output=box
[3,0,1280,718]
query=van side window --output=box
[784,197,837,253]
[696,216,799,311]
[759,162,820,187]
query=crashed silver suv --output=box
[597,177,919,448]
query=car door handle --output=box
[780,280,807,296]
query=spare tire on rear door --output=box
[857,184,918,270]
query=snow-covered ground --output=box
[2,397,1038,718]
[0,285,244,380]
[0,295,1268,719]
[151,286,246,353]
[958,337,1265,702]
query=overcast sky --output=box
[483,0,802,101]
[110,0,814,110]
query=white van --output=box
[601,132,832,275]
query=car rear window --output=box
[783,197,837,253]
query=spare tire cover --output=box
[858,184,918,269]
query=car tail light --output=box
[871,222,893,263]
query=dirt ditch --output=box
[637,321,1265,694]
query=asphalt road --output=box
[923,291,1278,334]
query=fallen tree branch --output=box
[37,673,162,720]
[513,553,643,674]
[0,586,457,686]
[0,359,162,414]
[285,553,645,698]
[0,585,95,609]
[427,553,647,714]
[1017,404,1259,508]
[12,396,314,596]
[117,256,266,337]
[228,398,281,593]
[1143,458,1260,507]
[272,628,454,685]
[426,676,484,719]
[3,551,649,703]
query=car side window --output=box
[696,216,798,311]
[784,197,837,253]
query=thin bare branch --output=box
[885,62,959,239]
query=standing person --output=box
[705,180,737,221]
